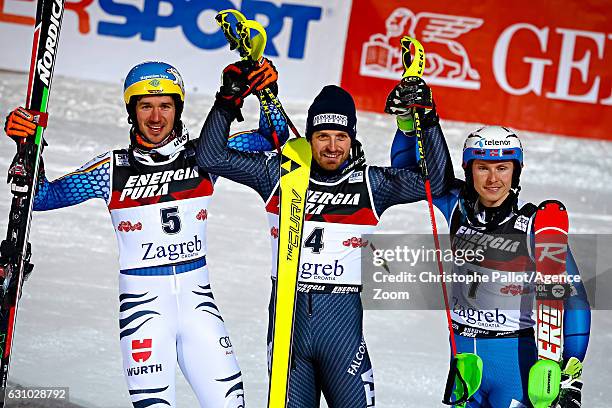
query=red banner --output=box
[341,0,612,140]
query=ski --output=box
[0,0,66,404]
[215,11,310,406]
[268,137,311,408]
[528,200,569,408]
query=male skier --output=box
[388,106,591,408]
[4,59,283,407]
[196,68,453,407]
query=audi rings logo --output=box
[219,336,232,349]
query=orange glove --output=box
[215,58,279,121]
[249,57,278,92]
[4,107,47,138]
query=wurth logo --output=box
[126,364,163,377]
[1,0,321,58]
[305,191,361,215]
[119,167,199,201]
[1,0,92,34]
[131,339,152,363]
[196,209,207,221]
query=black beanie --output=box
[306,85,357,140]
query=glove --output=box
[4,107,41,138]
[215,58,278,119]
[554,357,583,408]
[249,57,278,93]
[384,76,438,130]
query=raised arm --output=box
[370,122,454,216]
[227,91,289,153]
[196,106,279,199]
[371,76,454,215]
[195,59,285,199]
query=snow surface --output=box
[0,70,611,407]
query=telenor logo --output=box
[485,139,511,146]
[474,136,512,147]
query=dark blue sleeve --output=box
[227,97,289,153]
[562,249,591,361]
[390,125,462,224]
[390,126,461,223]
[432,186,461,224]
[370,124,454,216]
[196,105,280,200]
[390,129,420,171]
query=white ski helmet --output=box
[462,126,524,188]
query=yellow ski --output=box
[268,138,311,407]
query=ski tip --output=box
[534,199,569,234]
[537,199,566,212]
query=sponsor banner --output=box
[0,0,353,102]
[341,0,612,140]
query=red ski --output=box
[0,0,66,404]
[528,200,569,408]
[534,200,569,361]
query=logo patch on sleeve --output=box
[116,153,130,167]
[348,171,364,183]
[514,215,530,232]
